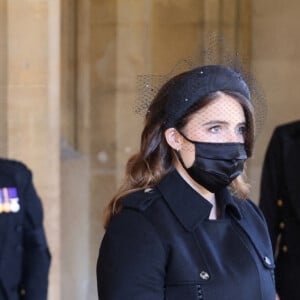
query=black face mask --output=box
[176,134,247,193]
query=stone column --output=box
[115,0,153,182]
[88,0,117,298]
[0,0,7,156]
[60,0,91,299]
[6,1,60,299]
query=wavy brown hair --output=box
[103,80,255,229]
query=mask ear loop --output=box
[173,128,195,170]
[175,149,190,170]
[175,129,196,144]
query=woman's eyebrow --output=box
[202,120,247,126]
[237,121,247,127]
[202,120,228,126]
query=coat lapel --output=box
[234,202,275,267]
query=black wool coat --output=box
[0,159,51,300]
[259,120,300,300]
[98,169,276,300]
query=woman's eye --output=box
[237,125,247,135]
[209,126,221,133]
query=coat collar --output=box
[157,169,242,232]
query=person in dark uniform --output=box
[0,159,51,300]
[259,120,300,300]
[97,65,276,299]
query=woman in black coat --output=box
[97,65,276,299]
[260,120,300,300]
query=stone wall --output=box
[0,0,61,299]
[250,1,300,202]
[2,0,300,299]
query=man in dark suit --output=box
[0,159,51,299]
[259,120,300,300]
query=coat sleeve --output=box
[259,127,283,253]
[21,168,51,300]
[97,209,166,300]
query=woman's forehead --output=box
[188,95,245,123]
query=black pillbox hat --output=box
[164,65,250,128]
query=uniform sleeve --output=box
[21,169,51,300]
[97,209,166,300]
[259,128,282,253]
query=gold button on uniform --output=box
[279,222,285,229]
[277,199,283,207]
[282,245,288,253]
